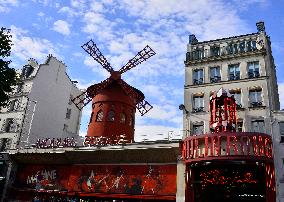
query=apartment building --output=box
[183,22,284,201]
[0,55,83,151]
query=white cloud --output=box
[52,20,71,36]
[10,25,58,62]
[0,0,17,12]
[58,6,77,17]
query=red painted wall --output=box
[14,164,177,196]
[87,82,136,143]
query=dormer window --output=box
[22,65,34,79]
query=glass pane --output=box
[257,91,262,102]
[249,91,257,103]
[96,110,104,122]
[108,111,115,121]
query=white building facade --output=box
[183,22,284,201]
[0,55,83,151]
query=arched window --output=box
[120,113,126,124]
[96,110,104,122]
[129,116,133,126]
[108,110,115,121]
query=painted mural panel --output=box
[14,164,176,196]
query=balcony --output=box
[248,71,260,79]
[193,78,203,85]
[210,76,221,83]
[193,107,204,113]
[236,104,243,110]
[185,39,261,63]
[229,74,240,81]
[250,101,263,108]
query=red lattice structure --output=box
[209,88,237,133]
[72,40,155,142]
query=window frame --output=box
[249,89,263,107]
[96,110,104,122]
[247,61,260,79]
[228,64,240,80]
[210,66,221,83]
[251,120,265,133]
[192,95,204,112]
[193,69,204,85]
[192,122,204,135]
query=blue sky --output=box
[1,0,283,141]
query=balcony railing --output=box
[185,40,260,62]
[193,78,203,85]
[193,107,204,113]
[210,76,221,83]
[229,74,240,81]
[248,71,260,79]
[250,101,263,107]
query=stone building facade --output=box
[183,22,284,201]
[0,55,83,151]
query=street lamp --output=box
[179,104,190,138]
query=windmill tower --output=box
[72,40,156,143]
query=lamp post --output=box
[179,104,190,138]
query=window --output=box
[66,108,71,119]
[96,110,104,122]
[3,118,17,132]
[249,89,262,107]
[193,96,204,112]
[63,124,68,131]
[22,65,34,79]
[120,113,126,124]
[0,138,11,151]
[193,69,203,85]
[192,123,204,135]
[68,95,73,105]
[228,64,240,80]
[237,120,243,132]
[279,122,284,143]
[129,116,134,126]
[8,99,19,112]
[248,61,260,79]
[16,83,23,93]
[108,110,115,121]
[251,120,265,133]
[210,46,220,57]
[230,90,242,108]
[210,67,221,83]
[246,41,257,52]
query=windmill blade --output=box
[72,78,113,110]
[71,91,91,110]
[117,79,144,104]
[117,79,153,116]
[118,45,156,74]
[136,99,153,116]
[82,39,114,73]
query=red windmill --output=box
[72,40,156,143]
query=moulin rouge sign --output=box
[35,135,128,149]
[182,133,273,162]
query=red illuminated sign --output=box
[182,133,273,162]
